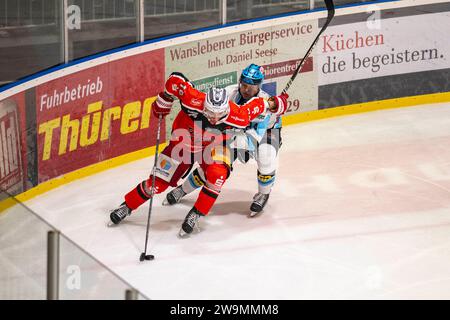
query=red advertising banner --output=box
[35,49,165,183]
[0,92,27,194]
[262,57,313,80]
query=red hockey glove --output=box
[152,92,174,117]
[268,92,289,115]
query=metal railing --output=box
[0,0,374,86]
[144,0,222,16]
[253,0,310,8]
[0,0,379,27]
[0,190,147,300]
[62,0,313,63]
[0,0,314,27]
[0,0,60,28]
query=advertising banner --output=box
[318,11,450,86]
[318,4,450,108]
[164,20,319,136]
[0,92,27,195]
[35,50,165,183]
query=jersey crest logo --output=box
[160,159,172,171]
[214,178,224,188]
[191,98,202,106]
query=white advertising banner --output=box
[165,20,320,114]
[318,11,450,85]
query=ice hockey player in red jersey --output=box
[109,72,288,237]
[163,64,284,216]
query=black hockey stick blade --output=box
[140,252,155,261]
[282,0,335,94]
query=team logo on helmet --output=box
[203,87,229,124]
[207,87,227,106]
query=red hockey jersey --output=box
[165,72,268,130]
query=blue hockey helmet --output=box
[240,64,264,85]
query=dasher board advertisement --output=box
[164,19,320,137]
[0,93,27,195]
[318,10,450,86]
[35,50,165,183]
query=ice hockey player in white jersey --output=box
[163,63,285,216]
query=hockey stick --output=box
[282,0,335,94]
[139,114,163,262]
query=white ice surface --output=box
[20,102,450,299]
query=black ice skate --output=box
[163,185,186,206]
[249,192,270,217]
[178,207,203,238]
[108,203,131,226]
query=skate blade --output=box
[249,210,263,218]
[107,221,117,227]
[178,229,190,239]
[163,197,181,206]
[177,226,200,238]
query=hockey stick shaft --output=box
[282,0,335,95]
[142,114,163,256]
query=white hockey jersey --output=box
[225,84,282,151]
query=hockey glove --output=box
[268,92,289,116]
[152,92,174,117]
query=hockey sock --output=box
[257,170,275,194]
[125,176,169,210]
[194,186,219,215]
[181,168,205,194]
[193,164,228,215]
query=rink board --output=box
[0,0,449,204]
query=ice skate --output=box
[249,192,270,217]
[108,203,131,226]
[178,207,203,238]
[163,185,186,206]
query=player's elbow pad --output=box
[165,72,192,96]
